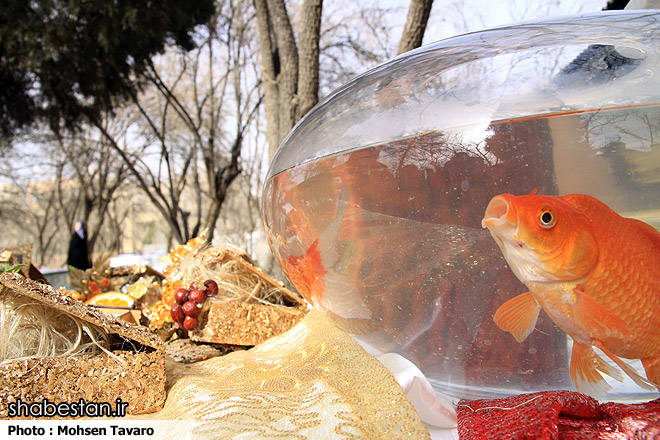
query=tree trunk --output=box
[254,0,323,159]
[297,0,323,120]
[269,0,299,144]
[255,0,434,158]
[253,0,282,159]
[397,0,434,55]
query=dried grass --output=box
[0,290,121,364]
[174,246,292,307]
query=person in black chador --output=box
[66,221,92,270]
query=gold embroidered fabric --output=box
[138,310,429,439]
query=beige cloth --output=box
[139,310,429,439]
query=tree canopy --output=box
[0,0,215,139]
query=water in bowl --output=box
[263,104,660,401]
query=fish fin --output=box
[570,342,613,397]
[284,238,327,299]
[573,287,632,341]
[594,342,656,391]
[320,271,372,320]
[641,358,660,390]
[493,292,540,343]
[316,188,350,268]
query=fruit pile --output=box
[170,279,219,330]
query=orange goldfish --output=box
[277,189,372,320]
[482,192,660,397]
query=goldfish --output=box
[481,191,660,397]
[277,189,372,320]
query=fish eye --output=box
[538,207,556,228]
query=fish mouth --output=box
[481,195,559,284]
[482,196,512,229]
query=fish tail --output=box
[641,357,660,391]
[315,187,350,265]
[595,342,657,391]
[570,342,613,397]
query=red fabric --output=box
[457,391,660,439]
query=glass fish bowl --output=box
[262,11,660,402]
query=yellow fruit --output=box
[85,291,135,308]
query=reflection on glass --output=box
[263,12,660,401]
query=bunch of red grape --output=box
[170,279,219,330]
